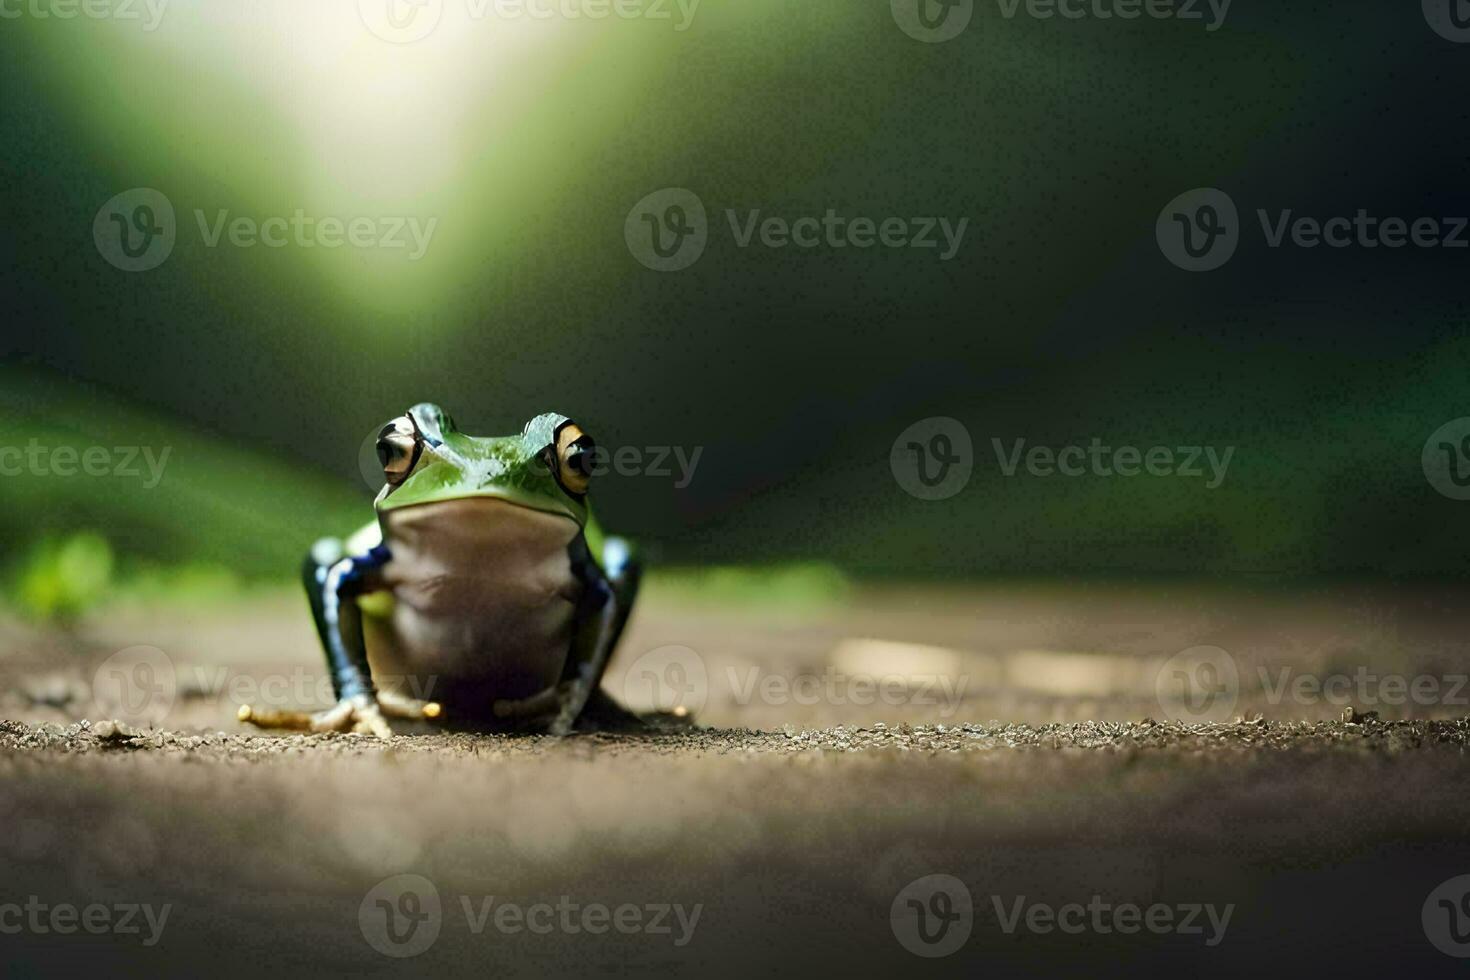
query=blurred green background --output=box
[3,1,1469,617]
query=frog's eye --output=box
[553,422,595,496]
[376,416,423,487]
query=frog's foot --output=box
[239,693,440,741]
[492,685,566,723]
[574,688,649,733]
[309,696,396,740]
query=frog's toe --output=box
[309,699,354,732]
[376,690,443,722]
[351,711,395,740]
[237,704,313,731]
[310,697,395,741]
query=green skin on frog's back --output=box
[242,403,641,739]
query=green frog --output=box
[240,404,641,739]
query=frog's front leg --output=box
[240,538,439,740]
[548,536,643,735]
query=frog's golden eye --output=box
[376,416,423,487]
[553,422,595,496]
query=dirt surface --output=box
[4,582,1470,976]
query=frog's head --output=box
[371,403,595,524]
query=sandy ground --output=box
[3,581,1470,977]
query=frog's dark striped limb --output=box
[310,541,389,702]
[240,538,439,740]
[548,535,643,735]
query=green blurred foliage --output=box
[649,562,851,610]
[0,367,363,586]
[12,532,113,622]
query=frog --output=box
[239,403,642,739]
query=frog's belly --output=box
[363,497,582,714]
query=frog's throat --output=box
[377,484,583,524]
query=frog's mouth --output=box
[378,483,584,526]
[382,493,581,539]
